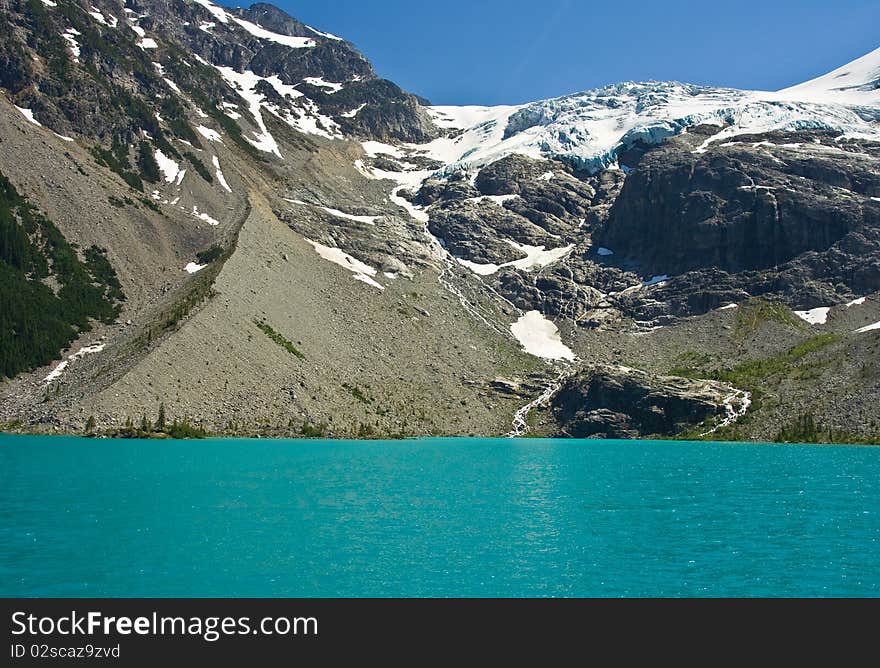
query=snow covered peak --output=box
[778,47,880,106]
[407,49,880,176]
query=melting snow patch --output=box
[303,77,343,93]
[215,67,289,156]
[855,320,880,334]
[62,28,81,60]
[320,206,378,225]
[14,106,41,126]
[510,311,576,362]
[538,171,555,181]
[88,8,108,25]
[138,38,158,49]
[305,239,384,290]
[353,159,373,177]
[456,258,500,276]
[390,187,429,223]
[212,155,231,192]
[846,297,866,307]
[196,125,222,142]
[192,0,229,23]
[305,24,343,41]
[719,303,739,310]
[154,149,180,183]
[231,17,316,48]
[162,78,182,94]
[362,140,405,158]
[341,104,366,118]
[184,262,206,274]
[192,206,219,226]
[199,22,216,33]
[128,23,145,38]
[43,343,106,383]
[794,306,831,325]
[506,242,573,271]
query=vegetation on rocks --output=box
[774,413,880,445]
[254,320,305,359]
[0,171,124,379]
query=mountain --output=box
[1,0,879,443]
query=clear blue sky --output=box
[270,0,880,105]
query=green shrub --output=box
[254,320,305,359]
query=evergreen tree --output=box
[157,402,166,431]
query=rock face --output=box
[0,0,437,145]
[548,365,736,438]
[599,131,880,277]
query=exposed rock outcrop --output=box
[547,364,740,438]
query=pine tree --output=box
[85,415,96,434]
[140,414,151,433]
[157,402,166,431]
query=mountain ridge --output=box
[1,0,879,443]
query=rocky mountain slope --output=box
[1,0,879,443]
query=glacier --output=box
[404,48,880,177]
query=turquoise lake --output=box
[1,434,879,597]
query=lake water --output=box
[1,434,878,597]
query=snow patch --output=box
[305,239,384,291]
[196,125,222,142]
[192,206,219,226]
[362,140,405,158]
[191,0,229,23]
[341,104,366,118]
[719,303,739,310]
[794,306,831,325]
[231,16,316,48]
[320,206,378,225]
[154,149,181,183]
[88,9,108,25]
[215,67,283,157]
[184,262,206,274]
[303,77,343,93]
[14,106,41,126]
[43,343,106,384]
[855,320,880,334]
[510,311,576,361]
[41,0,57,6]
[597,247,614,256]
[162,78,182,94]
[138,38,158,49]
[846,297,866,307]
[212,155,231,192]
[305,24,343,41]
[458,241,573,276]
[62,28,81,60]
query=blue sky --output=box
[272,0,880,105]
